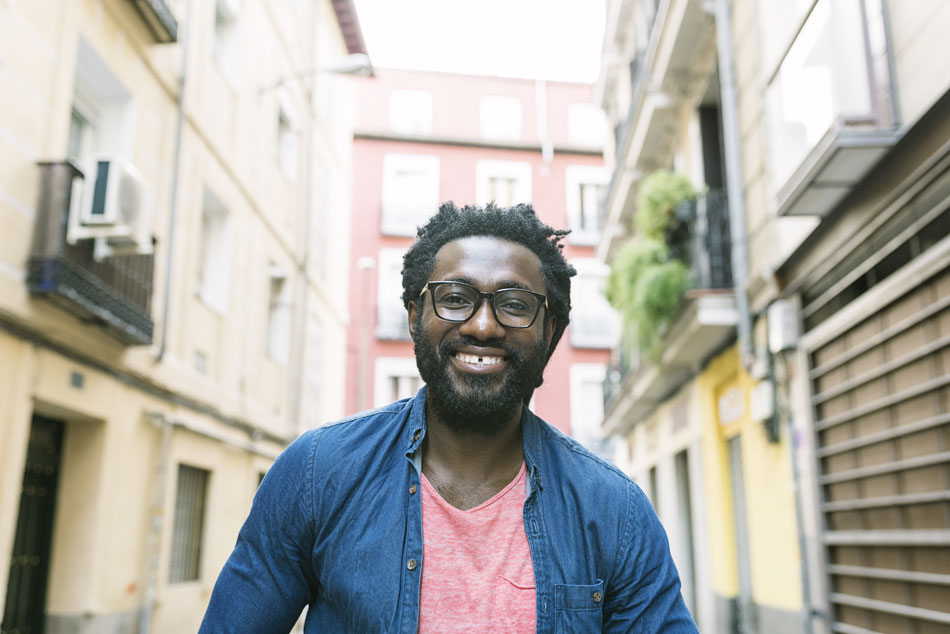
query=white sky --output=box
[352,0,607,83]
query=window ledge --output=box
[776,123,901,217]
[128,0,178,43]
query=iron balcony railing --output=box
[668,188,734,290]
[602,188,733,408]
[27,161,155,345]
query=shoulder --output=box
[533,414,633,489]
[530,414,659,526]
[306,398,413,454]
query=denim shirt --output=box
[199,388,698,633]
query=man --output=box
[199,203,697,633]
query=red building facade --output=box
[346,69,617,448]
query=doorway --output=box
[2,415,64,634]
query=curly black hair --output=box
[402,201,577,358]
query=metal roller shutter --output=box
[802,163,950,633]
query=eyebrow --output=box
[442,277,534,292]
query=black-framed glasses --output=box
[419,281,548,329]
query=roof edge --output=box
[331,0,369,56]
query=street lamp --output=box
[257,53,374,95]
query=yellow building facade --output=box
[600,0,950,632]
[0,1,366,631]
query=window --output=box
[489,177,517,207]
[475,160,531,207]
[266,264,291,364]
[381,154,439,236]
[276,92,299,180]
[569,259,620,348]
[479,96,522,141]
[374,357,423,407]
[389,89,432,135]
[376,248,409,340]
[565,165,609,245]
[169,464,209,583]
[648,465,660,514]
[762,0,895,198]
[569,364,612,456]
[213,0,243,89]
[567,103,607,147]
[67,106,95,163]
[196,189,232,314]
[69,37,133,166]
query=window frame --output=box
[475,159,532,207]
[168,463,210,584]
[380,153,440,236]
[479,95,523,142]
[564,165,609,245]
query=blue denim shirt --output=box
[199,388,697,633]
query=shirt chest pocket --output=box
[553,580,604,633]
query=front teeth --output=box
[456,353,502,366]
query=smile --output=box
[454,353,504,366]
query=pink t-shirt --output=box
[418,462,537,634]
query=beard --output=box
[413,316,549,436]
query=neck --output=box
[422,398,524,486]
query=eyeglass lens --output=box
[431,283,540,327]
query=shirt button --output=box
[592,591,602,604]
[406,559,417,571]
[409,484,418,495]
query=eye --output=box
[497,297,532,314]
[440,293,473,307]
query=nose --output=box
[458,296,506,340]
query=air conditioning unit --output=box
[67,157,153,257]
[215,0,242,22]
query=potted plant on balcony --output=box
[606,170,696,361]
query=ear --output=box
[408,301,419,341]
[543,314,556,349]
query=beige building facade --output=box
[598,0,949,632]
[0,1,366,632]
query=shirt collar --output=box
[404,386,544,491]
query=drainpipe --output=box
[140,412,175,634]
[288,2,318,431]
[713,0,753,371]
[156,0,193,363]
[716,3,814,632]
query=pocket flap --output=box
[554,580,605,610]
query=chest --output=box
[307,461,612,633]
[418,470,537,632]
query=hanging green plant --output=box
[606,169,698,360]
[634,170,696,241]
[630,258,691,358]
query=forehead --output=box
[429,236,545,291]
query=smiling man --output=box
[199,203,698,633]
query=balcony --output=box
[765,0,899,217]
[602,190,737,436]
[127,0,178,43]
[27,162,155,346]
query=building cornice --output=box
[354,131,604,156]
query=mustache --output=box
[439,336,523,363]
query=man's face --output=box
[408,236,555,435]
